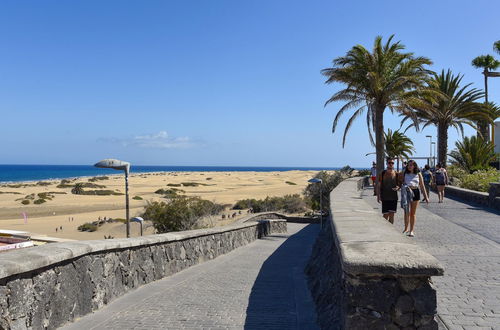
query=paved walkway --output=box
[362,188,500,330]
[61,223,320,330]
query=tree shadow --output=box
[244,224,320,330]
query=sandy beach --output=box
[0,170,321,240]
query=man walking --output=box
[377,157,400,224]
[370,162,377,195]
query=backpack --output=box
[422,170,432,184]
[435,170,445,185]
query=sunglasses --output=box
[387,162,394,164]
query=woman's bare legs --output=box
[403,211,410,233]
[437,186,445,203]
[408,200,419,235]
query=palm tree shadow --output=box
[244,224,320,330]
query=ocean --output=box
[0,165,342,183]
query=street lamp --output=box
[131,217,144,236]
[308,178,323,228]
[94,159,131,238]
[425,135,433,167]
[431,142,436,167]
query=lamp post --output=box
[94,159,131,238]
[431,142,436,167]
[426,135,432,167]
[131,217,144,236]
[308,178,323,228]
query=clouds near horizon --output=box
[99,131,195,149]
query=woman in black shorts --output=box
[402,160,429,237]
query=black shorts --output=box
[411,188,421,201]
[381,200,397,214]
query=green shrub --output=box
[77,223,98,232]
[232,194,306,214]
[339,165,355,176]
[85,190,123,196]
[88,176,109,182]
[21,199,30,205]
[0,191,22,195]
[155,188,184,194]
[34,198,46,204]
[24,193,35,200]
[142,196,224,233]
[81,182,106,188]
[285,181,297,185]
[71,183,85,194]
[36,181,52,186]
[459,168,500,192]
[167,183,182,187]
[133,196,143,200]
[37,192,54,200]
[181,182,199,187]
[57,183,74,188]
[357,169,371,176]
[303,171,343,213]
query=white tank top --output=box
[404,173,419,187]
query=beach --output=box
[0,170,321,240]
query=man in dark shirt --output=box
[376,157,400,224]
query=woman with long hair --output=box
[402,160,429,237]
[434,163,449,203]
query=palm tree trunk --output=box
[437,123,448,166]
[478,71,490,141]
[375,105,385,175]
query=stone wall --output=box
[0,219,286,330]
[444,185,500,211]
[307,178,444,330]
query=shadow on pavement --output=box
[244,224,320,330]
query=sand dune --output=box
[0,170,324,240]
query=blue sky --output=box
[0,0,499,167]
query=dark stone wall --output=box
[444,185,500,211]
[305,218,342,330]
[0,220,286,330]
[306,219,439,330]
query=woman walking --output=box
[434,163,449,203]
[422,164,433,198]
[402,160,429,237]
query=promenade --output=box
[61,223,320,330]
[362,188,500,330]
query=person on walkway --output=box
[434,163,449,203]
[377,157,400,224]
[401,160,429,237]
[402,161,407,172]
[422,164,433,198]
[370,162,377,195]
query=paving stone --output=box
[362,189,500,330]
[60,223,320,330]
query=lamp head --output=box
[94,158,130,174]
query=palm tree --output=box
[384,129,415,171]
[494,40,500,54]
[449,136,497,173]
[322,35,432,175]
[484,102,500,141]
[472,54,500,139]
[402,69,486,166]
